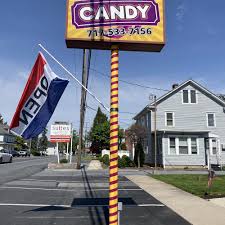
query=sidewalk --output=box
[126,175,225,225]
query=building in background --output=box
[46,142,57,156]
[134,80,225,169]
[0,124,16,151]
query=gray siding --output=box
[155,84,225,165]
[163,135,206,166]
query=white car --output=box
[0,149,13,163]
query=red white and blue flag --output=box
[10,53,69,139]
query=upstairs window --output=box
[166,112,174,127]
[183,90,189,103]
[207,113,216,127]
[190,90,197,103]
[182,90,197,104]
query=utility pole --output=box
[77,49,91,169]
[70,123,73,164]
[154,95,157,171]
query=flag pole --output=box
[109,46,119,225]
[38,44,109,112]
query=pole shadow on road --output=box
[23,166,137,225]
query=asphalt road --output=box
[0,163,191,225]
[0,156,57,185]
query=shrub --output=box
[102,154,109,166]
[60,158,68,164]
[118,156,126,168]
[31,150,41,156]
[122,155,135,167]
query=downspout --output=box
[162,131,166,169]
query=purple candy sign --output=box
[66,0,165,52]
[72,0,160,29]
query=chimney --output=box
[172,84,179,90]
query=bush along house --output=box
[134,80,225,169]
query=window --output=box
[183,90,189,103]
[212,139,217,155]
[182,90,197,104]
[191,138,198,154]
[221,144,225,152]
[179,137,189,154]
[168,137,199,155]
[169,138,176,155]
[190,90,197,103]
[207,113,216,127]
[166,112,174,127]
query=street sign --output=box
[50,124,71,143]
[66,0,165,52]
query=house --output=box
[46,142,57,156]
[134,80,225,169]
[0,124,16,151]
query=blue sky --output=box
[1,0,225,131]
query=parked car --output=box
[0,149,13,163]
[19,150,30,157]
[4,149,20,157]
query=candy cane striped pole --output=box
[109,47,119,225]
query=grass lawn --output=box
[152,174,225,198]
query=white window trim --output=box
[206,113,216,127]
[182,89,198,104]
[168,136,199,155]
[165,112,175,127]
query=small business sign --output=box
[50,124,71,143]
[66,0,165,52]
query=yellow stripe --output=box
[110,177,118,183]
[110,183,118,190]
[109,208,118,215]
[110,168,117,174]
[110,199,118,206]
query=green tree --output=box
[90,120,110,153]
[31,136,38,152]
[134,141,145,168]
[91,107,108,129]
[89,107,110,153]
[15,136,27,151]
[39,128,48,154]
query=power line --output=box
[90,67,225,97]
[87,105,137,115]
[90,67,168,92]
